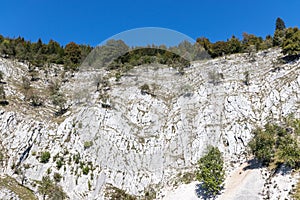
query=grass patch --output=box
[105,184,136,200]
[0,175,37,200]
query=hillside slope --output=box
[0,48,299,199]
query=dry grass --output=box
[0,175,37,200]
[292,178,300,200]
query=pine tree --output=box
[275,17,286,31]
[273,18,286,47]
[282,27,300,56]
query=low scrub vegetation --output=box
[38,176,67,200]
[249,118,300,169]
[40,151,51,163]
[105,184,136,200]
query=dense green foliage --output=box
[48,80,67,115]
[1,17,300,72]
[0,35,92,69]
[108,47,191,71]
[84,39,209,74]
[196,146,225,197]
[282,27,300,56]
[249,119,300,168]
[273,18,286,47]
[64,42,82,70]
[273,29,285,47]
[1,17,299,69]
[82,39,209,81]
[196,17,297,58]
[197,33,273,58]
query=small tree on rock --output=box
[51,92,67,115]
[196,146,225,198]
[64,42,81,71]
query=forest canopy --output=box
[1,17,299,70]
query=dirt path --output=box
[161,161,264,200]
[218,161,264,200]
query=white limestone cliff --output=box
[0,48,299,199]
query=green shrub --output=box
[196,146,225,198]
[140,84,151,95]
[56,159,64,170]
[82,166,89,175]
[84,141,93,150]
[277,135,300,168]
[40,151,51,163]
[53,172,62,182]
[248,126,276,165]
[38,176,67,199]
[51,92,67,115]
[105,184,136,200]
[249,121,300,168]
[46,168,51,174]
[208,70,223,85]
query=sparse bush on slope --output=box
[249,119,300,169]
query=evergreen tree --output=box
[282,27,300,56]
[64,42,82,70]
[228,35,242,54]
[196,37,211,52]
[273,18,286,47]
[196,146,225,198]
[275,17,286,31]
[273,29,285,47]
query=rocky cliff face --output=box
[0,48,299,199]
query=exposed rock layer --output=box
[0,48,299,199]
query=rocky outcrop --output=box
[0,48,299,199]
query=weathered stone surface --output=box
[0,48,299,199]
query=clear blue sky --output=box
[1,0,300,46]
